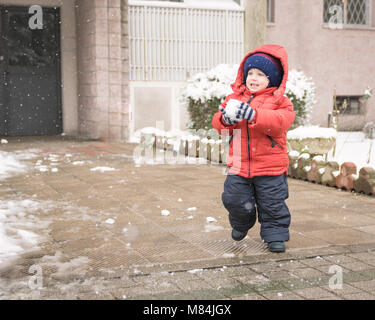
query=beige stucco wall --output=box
[266,0,375,128]
[0,0,79,136]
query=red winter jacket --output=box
[212,44,295,178]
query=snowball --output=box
[206,217,217,223]
[105,219,115,224]
[224,99,241,119]
[161,210,170,216]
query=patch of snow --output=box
[206,216,217,223]
[187,268,203,274]
[72,161,85,165]
[289,150,299,157]
[205,224,224,232]
[0,198,102,269]
[39,251,90,277]
[0,150,36,180]
[161,209,170,216]
[298,153,310,159]
[105,219,115,224]
[312,155,325,162]
[327,131,375,170]
[90,167,117,173]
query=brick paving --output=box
[0,136,375,300]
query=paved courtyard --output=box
[1,136,375,300]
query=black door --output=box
[0,6,62,137]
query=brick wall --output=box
[75,0,129,140]
[121,0,130,141]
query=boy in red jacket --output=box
[212,45,295,253]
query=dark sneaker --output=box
[231,229,247,241]
[268,241,286,253]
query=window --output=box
[336,96,364,115]
[267,0,275,23]
[323,0,371,26]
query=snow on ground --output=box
[0,147,112,269]
[90,166,117,173]
[0,199,52,268]
[327,131,375,170]
[0,149,40,180]
[0,197,98,269]
[1,130,373,272]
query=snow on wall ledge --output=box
[287,126,337,140]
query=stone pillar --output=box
[243,0,267,53]
[121,0,130,141]
[75,0,126,140]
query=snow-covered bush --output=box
[285,70,316,129]
[179,64,238,130]
[180,66,316,131]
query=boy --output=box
[212,45,295,253]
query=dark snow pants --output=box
[222,173,291,243]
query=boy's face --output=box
[246,68,270,92]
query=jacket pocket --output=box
[267,135,283,150]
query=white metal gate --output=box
[128,3,244,81]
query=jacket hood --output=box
[231,44,289,99]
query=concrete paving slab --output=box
[1,137,375,300]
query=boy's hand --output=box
[219,106,238,125]
[236,103,256,122]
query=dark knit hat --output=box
[243,53,283,88]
